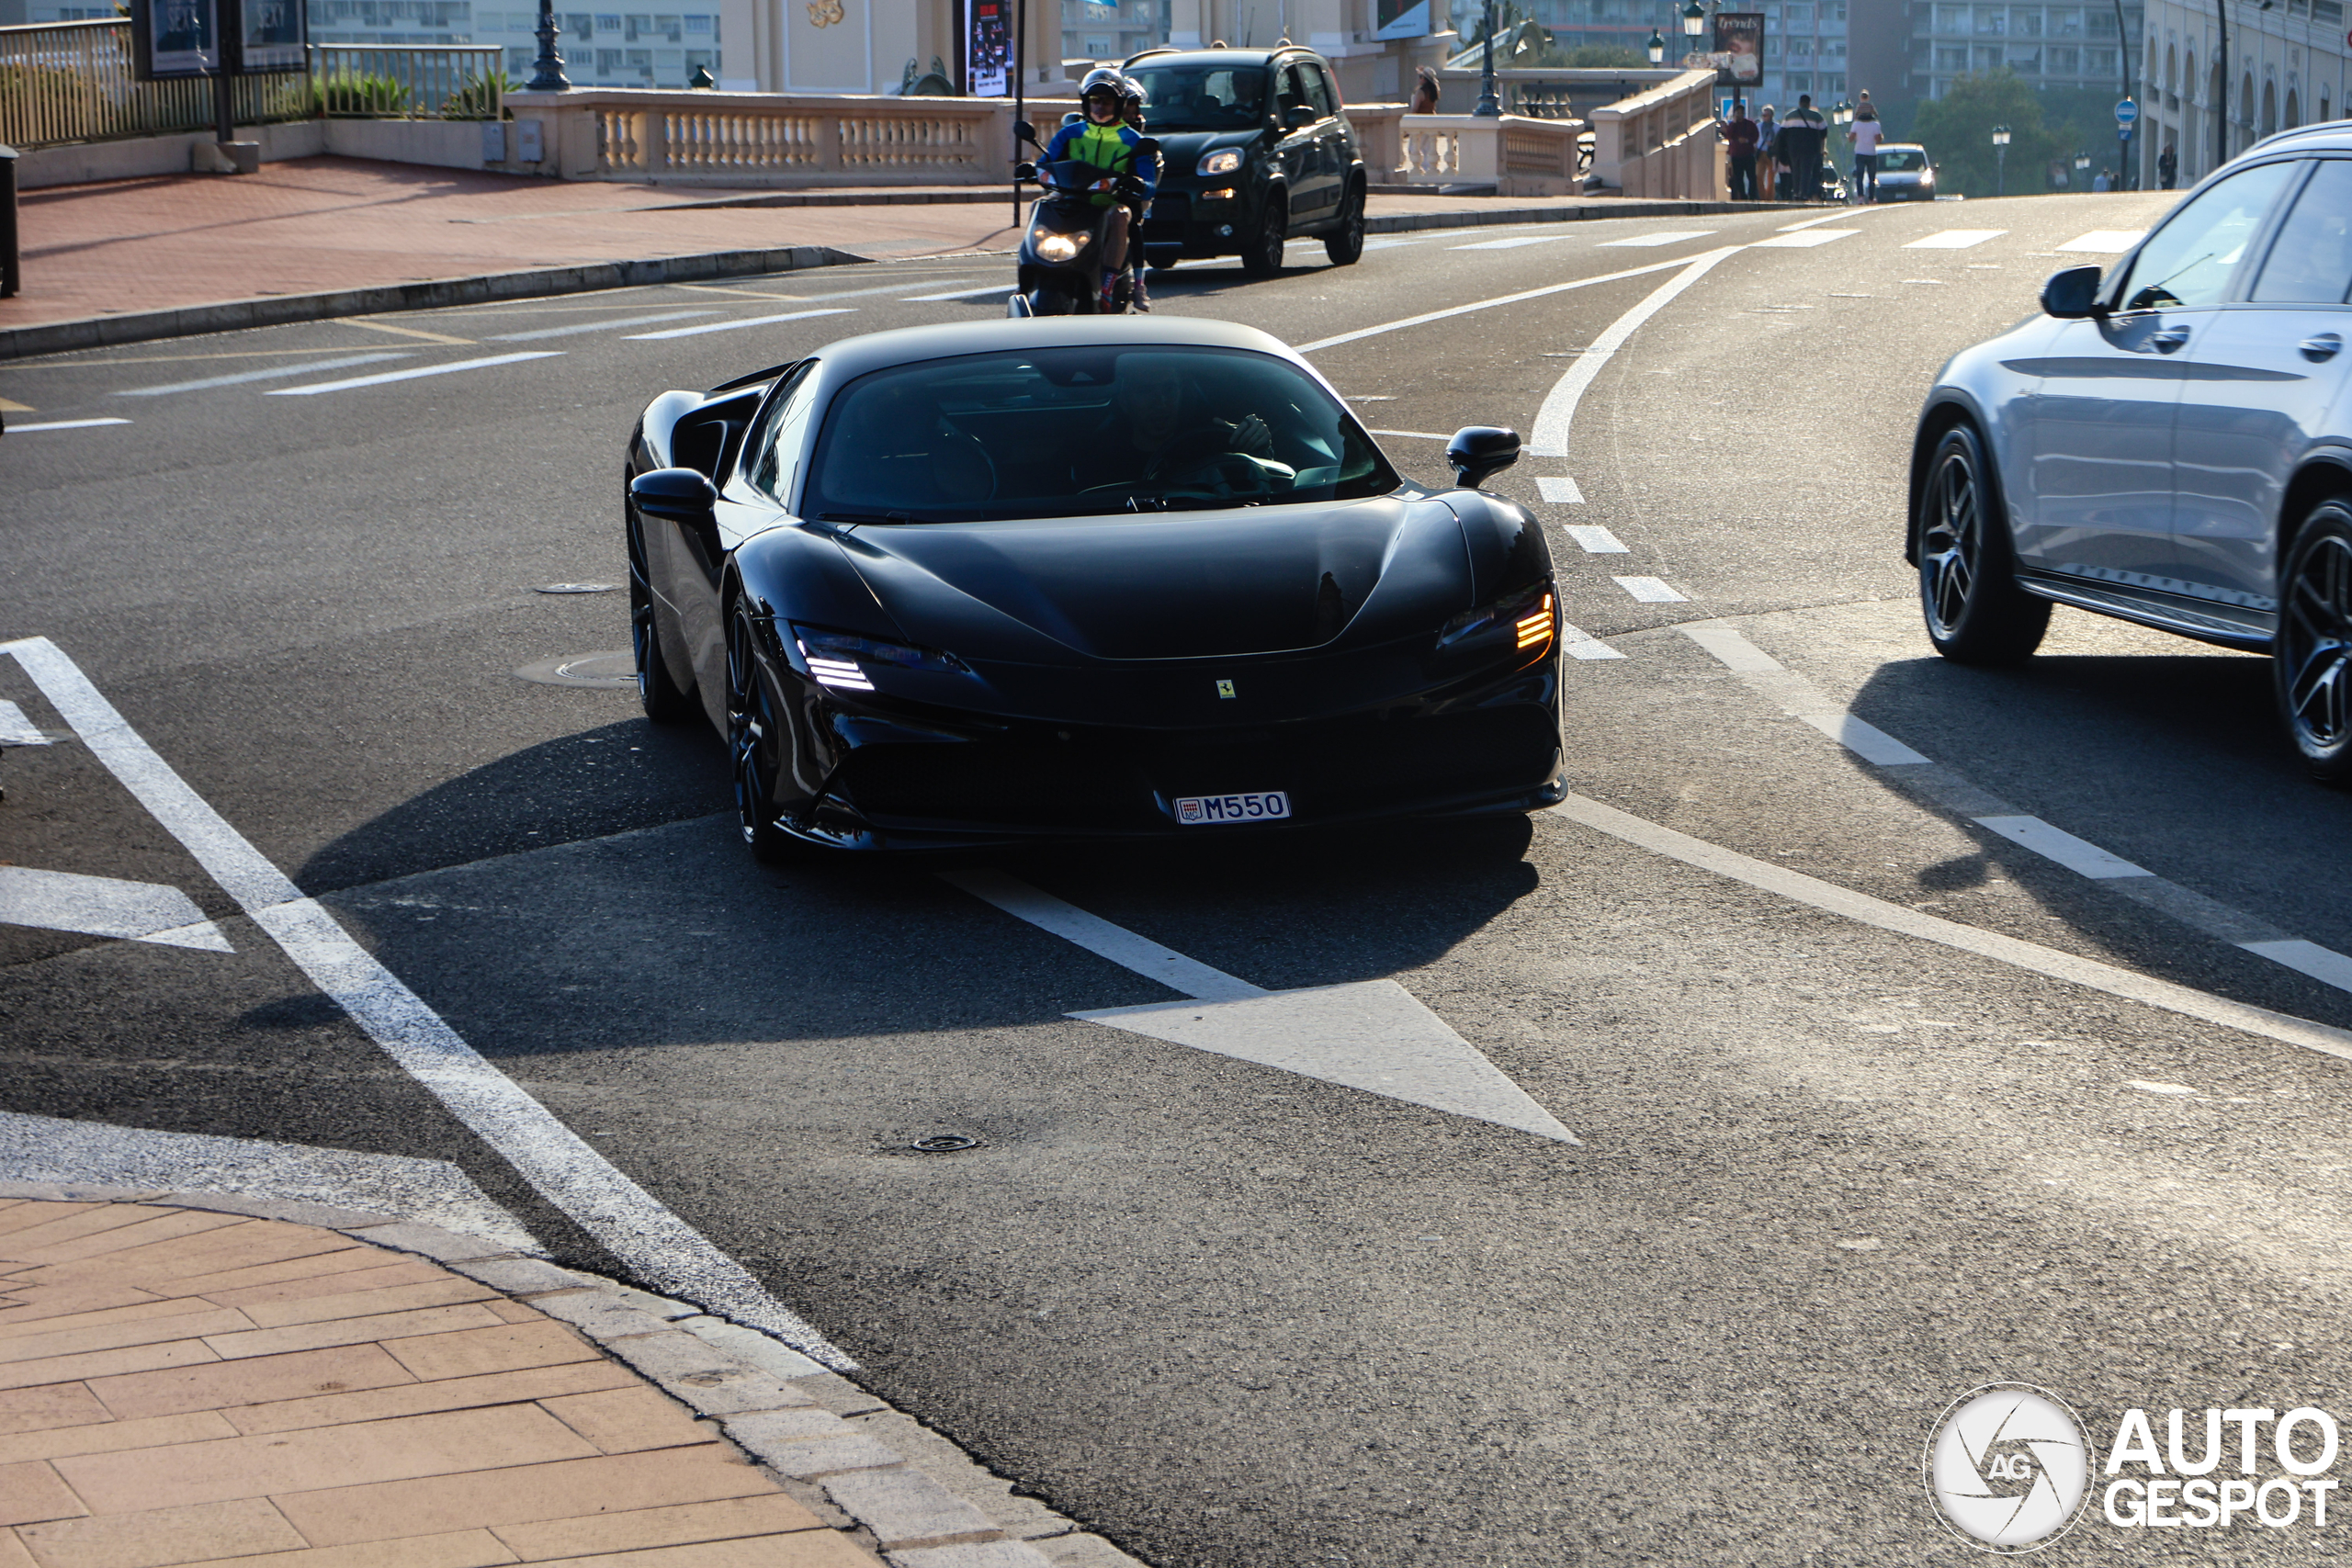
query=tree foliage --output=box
[1912,69,2058,196]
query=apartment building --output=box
[1906,0,2136,101]
[1066,0,1169,62]
[2138,0,2348,186]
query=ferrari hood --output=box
[836,498,1470,662]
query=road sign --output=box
[2116,97,2139,128]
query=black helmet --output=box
[1080,66,1125,103]
[1119,73,1145,106]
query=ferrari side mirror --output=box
[1446,426,1521,489]
[2041,264,2104,319]
[630,467,719,524]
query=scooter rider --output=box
[1043,67,1159,311]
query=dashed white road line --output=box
[1613,576,1687,603]
[0,635,858,1369]
[489,310,720,341]
[622,308,856,341]
[267,352,564,396]
[1905,229,2007,249]
[1452,235,1573,251]
[2057,230,2145,253]
[117,353,411,396]
[942,869,1264,1001]
[6,418,131,431]
[1536,477,1586,503]
[1564,525,1628,554]
[1676,618,2352,999]
[1751,229,1861,249]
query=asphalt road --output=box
[12,188,2352,1565]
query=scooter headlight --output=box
[1035,230,1090,264]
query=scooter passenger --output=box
[1044,67,1159,312]
[1118,73,1153,312]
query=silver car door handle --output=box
[2151,327,2191,352]
[2301,332,2344,362]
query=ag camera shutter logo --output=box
[1925,1384,2094,1552]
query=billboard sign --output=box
[1714,11,1763,85]
[239,0,307,73]
[134,0,221,80]
[966,0,1011,96]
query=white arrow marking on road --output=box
[0,866,232,952]
[1749,229,1860,248]
[1905,229,2007,249]
[0,700,50,746]
[266,352,564,396]
[622,308,856,340]
[2057,230,2145,253]
[1527,247,1743,457]
[943,869,1579,1145]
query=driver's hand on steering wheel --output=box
[1227,414,1272,457]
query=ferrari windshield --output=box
[802,344,1399,523]
[1125,63,1271,130]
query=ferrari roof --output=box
[802,316,1306,381]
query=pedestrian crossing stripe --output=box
[2056,230,2145,253]
[1905,229,2007,249]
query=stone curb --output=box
[0,243,870,363]
[0,1180,1146,1568]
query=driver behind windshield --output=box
[1071,353,1276,494]
[1043,69,1160,312]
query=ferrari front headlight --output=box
[1437,582,1555,654]
[792,625,971,691]
[1197,147,1243,176]
[1035,229,1090,264]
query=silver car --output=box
[1908,123,2352,779]
[1872,142,1936,201]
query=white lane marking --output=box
[1451,235,1573,250]
[623,308,857,341]
[1902,278,1949,286]
[1905,229,2006,249]
[1565,525,1627,553]
[898,284,1017,301]
[1598,230,1717,247]
[1778,209,1877,231]
[1679,618,2352,992]
[489,310,720,341]
[1558,621,1626,660]
[267,352,564,396]
[1362,238,1428,251]
[1549,792,2352,1065]
[1536,477,1585,503]
[1527,248,1742,457]
[1294,251,1713,354]
[0,1109,537,1251]
[1613,576,1687,603]
[0,866,231,952]
[939,868,1265,1001]
[2241,940,2352,993]
[0,700,49,747]
[1751,229,1860,248]
[1075,983,1580,1145]
[1974,816,2154,879]
[0,636,856,1371]
[753,276,978,303]
[115,354,411,396]
[1365,427,1453,440]
[2125,1079,2198,1096]
[7,418,131,431]
[2058,230,2145,253]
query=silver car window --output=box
[2251,160,2352,306]
[2115,160,2295,311]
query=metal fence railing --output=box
[0,20,505,150]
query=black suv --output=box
[1121,44,1368,276]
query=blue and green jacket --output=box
[1041,119,1159,209]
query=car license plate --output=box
[1173,791,1291,826]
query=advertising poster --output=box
[240,0,306,73]
[967,0,1011,96]
[1715,11,1763,86]
[135,0,221,79]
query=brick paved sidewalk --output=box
[0,1192,1079,1568]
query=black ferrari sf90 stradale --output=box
[624,317,1564,858]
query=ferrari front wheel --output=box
[727,609,800,864]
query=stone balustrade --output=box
[1382,112,1584,197]
[1586,69,1724,200]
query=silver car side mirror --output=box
[2041,265,2104,319]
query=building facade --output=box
[1169,0,1458,100]
[1905,0,2138,103]
[2137,0,2349,187]
[1065,0,1170,63]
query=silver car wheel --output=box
[2281,525,2352,753]
[1921,439,1980,639]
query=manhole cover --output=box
[536,582,619,594]
[909,1134,982,1154]
[514,651,637,690]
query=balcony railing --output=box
[0,20,503,150]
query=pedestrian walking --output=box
[1410,67,1440,115]
[1755,106,1780,198]
[2157,143,2177,189]
[2093,166,2113,192]
[1781,93,1828,200]
[1848,88,1882,203]
[1722,102,1760,200]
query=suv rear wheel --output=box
[1917,421,2049,664]
[2275,499,2352,783]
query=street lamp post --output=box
[526,0,570,91]
[2074,149,2091,188]
[1474,0,1502,117]
[1646,28,1666,65]
[1991,123,2011,196]
[1680,0,1706,55]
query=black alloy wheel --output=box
[1242,194,1287,277]
[1324,182,1366,265]
[627,517,695,725]
[2275,500,2352,783]
[727,609,799,863]
[1918,422,2050,664]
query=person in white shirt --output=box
[1848,88,1883,203]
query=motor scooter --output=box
[1006,121,1157,317]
